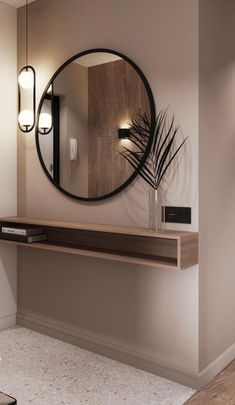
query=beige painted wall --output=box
[0,1,17,328]
[199,0,235,370]
[17,0,199,378]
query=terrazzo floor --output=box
[0,327,195,405]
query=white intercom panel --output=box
[70,138,78,161]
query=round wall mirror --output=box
[36,49,155,201]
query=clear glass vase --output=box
[149,187,162,232]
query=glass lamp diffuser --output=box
[18,69,34,89]
[18,109,34,128]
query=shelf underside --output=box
[0,238,178,269]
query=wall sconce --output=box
[18,0,36,133]
[18,65,36,132]
[118,128,130,139]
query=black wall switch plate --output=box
[163,206,191,224]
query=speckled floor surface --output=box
[0,327,195,405]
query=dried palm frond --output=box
[120,110,187,190]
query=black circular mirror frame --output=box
[36,48,156,202]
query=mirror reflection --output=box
[37,51,153,200]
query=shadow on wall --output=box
[160,112,194,211]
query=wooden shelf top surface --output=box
[0,216,196,240]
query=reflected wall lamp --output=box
[38,83,54,135]
[18,0,36,133]
[38,112,52,134]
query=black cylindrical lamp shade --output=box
[118,128,130,139]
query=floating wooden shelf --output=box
[0,217,198,270]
